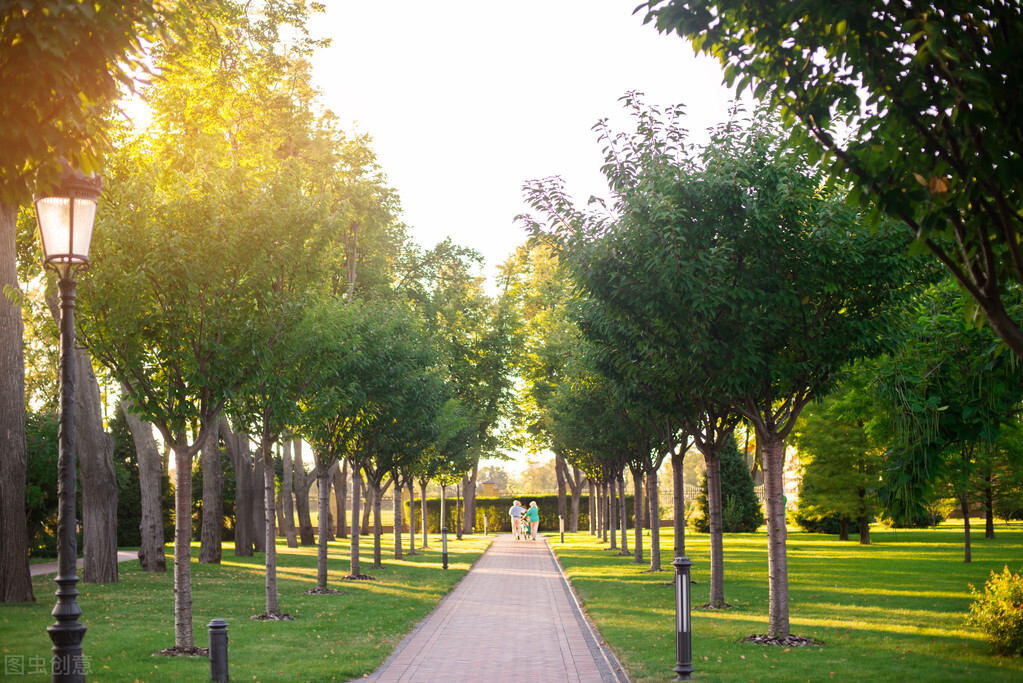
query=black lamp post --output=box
[34,161,101,683]
[672,556,694,681]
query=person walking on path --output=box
[526,501,540,540]
[366,534,626,682]
[509,500,525,540]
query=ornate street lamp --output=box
[672,556,694,681]
[34,161,102,683]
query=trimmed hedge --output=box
[406,494,636,534]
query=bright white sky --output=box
[307,2,745,475]
[311,0,741,283]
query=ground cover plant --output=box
[551,520,1023,682]
[0,534,490,682]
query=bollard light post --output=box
[208,619,229,682]
[441,526,449,570]
[559,515,565,544]
[34,161,101,683]
[672,556,694,681]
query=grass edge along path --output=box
[0,533,491,682]
[550,520,1023,682]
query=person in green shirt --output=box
[525,501,540,540]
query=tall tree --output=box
[525,99,919,637]
[1,0,196,605]
[644,0,1023,359]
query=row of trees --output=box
[2,0,518,658]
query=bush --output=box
[967,565,1023,656]
[689,435,762,534]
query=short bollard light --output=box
[672,557,694,681]
[441,526,449,570]
[559,515,565,543]
[208,618,229,682]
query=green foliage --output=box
[689,437,761,533]
[643,0,1023,358]
[968,566,1023,656]
[24,411,60,558]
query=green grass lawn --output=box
[1,533,490,682]
[551,520,1023,682]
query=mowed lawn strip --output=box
[551,520,1023,683]
[0,534,490,682]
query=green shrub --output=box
[967,565,1023,656]
[689,435,762,533]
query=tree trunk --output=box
[858,515,870,545]
[172,442,195,649]
[371,479,383,569]
[251,445,265,553]
[361,482,371,534]
[350,468,362,577]
[225,421,252,557]
[121,392,166,572]
[839,517,849,542]
[419,480,429,548]
[601,482,609,543]
[761,434,790,635]
[672,448,686,558]
[333,459,348,538]
[608,478,618,550]
[567,465,585,532]
[961,492,972,563]
[407,478,418,555]
[292,440,315,546]
[463,463,478,534]
[263,442,280,616]
[0,201,33,603]
[198,432,223,564]
[984,473,995,539]
[393,480,403,560]
[555,450,568,527]
[281,441,297,548]
[631,467,643,561]
[618,471,629,556]
[316,471,330,590]
[455,478,463,541]
[704,451,726,608]
[589,480,597,536]
[74,349,118,583]
[647,469,662,571]
[275,477,285,538]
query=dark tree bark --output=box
[74,349,118,583]
[555,450,568,528]
[361,482,371,534]
[647,469,662,571]
[672,448,686,559]
[393,477,403,560]
[223,420,252,556]
[349,467,363,577]
[407,478,418,555]
[281,440,297,548]
[608,478,618,550]
[858,515,870,545]
[961,491,972,563]
[332,459,347,538]
[0,202,33,603]
[121,391,166,572]
[198,431,223,564]
[565,464,586,532]
[419,479,429,548]
[839,517,849,541]
[704,451,726,607]
[292,440,315,546]
[618,471,629,556]
[984,473,995,539]
[251,445,266,553]
[456,476,463,541]
[315,469,331,591]
[631,466,644,562]
[588,479,597,536]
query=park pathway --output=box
[364,533,627,683]
[30,550,138,577]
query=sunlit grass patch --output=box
[1,533,490,682]
[551,520,1023,682]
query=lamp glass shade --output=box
[35,195,97,265]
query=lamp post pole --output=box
[34,162,101,683]
[672,556,694,681]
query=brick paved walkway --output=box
[365,534,627,683]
